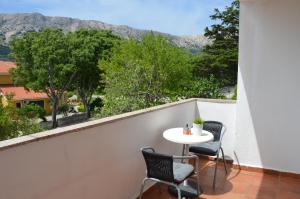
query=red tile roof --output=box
[0,61,16,75]
[0,86,48,100]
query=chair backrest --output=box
[203,121,224,142]
[141,148,174,182]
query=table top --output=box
[163,128,214,145]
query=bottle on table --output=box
[183,124,191,135]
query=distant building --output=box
[0,61,51,114]
[0,61,15,85]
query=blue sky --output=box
[0,0,232,35]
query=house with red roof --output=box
[0,61,51,114]
[0,61,16,85]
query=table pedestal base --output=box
[168,179,202,198]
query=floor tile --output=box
[140,159,296,199]
[277,190,300,199]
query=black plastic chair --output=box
[189,121,228,189]
[139,147,200,199]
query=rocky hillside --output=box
[0,12,209,57]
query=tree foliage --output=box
[193,0,239,86]
[101,34,192,116]
[68,29,119,118]
[184,75,223,99]
[10,29,77,128]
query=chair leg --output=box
[139,178,148,199]
[196,172,202,195]
[221,147,228,174]
[176,186,181,199]
[158,182,162,194]
[213,153,220,190]
[194,157,201,195]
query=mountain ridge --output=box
[0,12,209,54]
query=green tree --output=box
[193,0,239,85]
[10,29,76,128]
[101,34,192,116]
[68,29,119,118]
[184,75,223,99]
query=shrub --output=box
[90,97,104,112]
[0,102,43,141]
[19,104,46,121]
[77,104,85,112]
[58,104,69,116]
[67,91,75,98]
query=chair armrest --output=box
[140,147,155,152]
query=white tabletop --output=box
[163,128,214,145]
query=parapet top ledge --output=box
[0,98,235,151]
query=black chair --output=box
[189,121,228,189]
[139,147,200,199]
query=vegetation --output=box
[2,0,238,141]
[0,97,42,141]
[10,29,76,128]
[184,75,222,99]
[232,85,238,100]
[193,117,204,125]
[58,104,69,116]
[19,104,46,121]
[90,97,103,113]
[192,0,239,86]
[68,29,119,118]
[101,34,192,116]
[77,104,85,113]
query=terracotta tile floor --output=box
[141,159,300,199]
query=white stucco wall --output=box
[0,100,195,199]
[237,0,300,173]
[196,100,236,161]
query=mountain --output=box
[0,13,209,57]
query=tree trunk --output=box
[51,98,58,128]
[83,101,90,119]
[79,88,92,119]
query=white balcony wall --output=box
[0,100,196,199]
[196,100,237,161]
[237,0,300,173]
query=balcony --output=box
[0,99,226,198]
[1,98,299,199]
[1,1,300,198]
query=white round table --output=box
[163,127,214,156]
[163,128,214,197]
